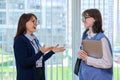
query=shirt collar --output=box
[87,30,96,39]
[24,33,36,41]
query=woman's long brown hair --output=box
[14,13,37,40]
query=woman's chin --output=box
[84,26,89,29]
[33,29,36,32]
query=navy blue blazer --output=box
[13,35,55,80]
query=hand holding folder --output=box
[82,40,103,58]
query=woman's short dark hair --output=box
[82,9,104,33]
[14,13,37,39]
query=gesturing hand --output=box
[40,45,54,53]
[52,44,65,53]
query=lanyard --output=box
[30,39,40,52]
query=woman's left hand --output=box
[79,50,88,62]
[52,44,65,53]
[45,46,54,52]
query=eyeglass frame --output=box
[82,16,91,22]
[31,20,38,25]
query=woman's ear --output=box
[91,18,96,23]
[93,18,96,22]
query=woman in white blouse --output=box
[78,9,113,80]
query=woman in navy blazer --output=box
[13,13,65,80]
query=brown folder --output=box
[82,40,103,58]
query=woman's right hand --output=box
[78,50,88,62]
[40,45,54,53]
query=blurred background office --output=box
[0,0,120,80]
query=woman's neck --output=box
[26,31,33,35]
[88,27,93,33]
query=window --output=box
[27,0,41,9]
[80,0,120,80]
[8,12,23,25]
[0,0,119,80]
[7,0,25,9]
[0,0,6,9]
[0,12,6,24]
[0,0,72,80]
[113,0,120,80]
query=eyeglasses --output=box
[82,16,91,22]
[31,20,38,24]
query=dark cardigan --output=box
[13,35,55,80]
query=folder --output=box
[82,40,103,58]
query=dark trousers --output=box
[36,67,45,80]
